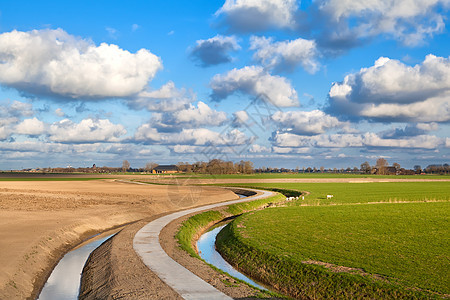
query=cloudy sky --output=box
[0,0,449,170]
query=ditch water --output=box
[197,223,268,291]
[37,234,114,300]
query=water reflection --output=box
[38,234,113,300]
[197,225,267,291]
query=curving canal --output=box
[37,234,114,300]
[197,223,268,291]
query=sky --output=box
[0,0,449,170]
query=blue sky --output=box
[0,0,449,170]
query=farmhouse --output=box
[152,165,178,174]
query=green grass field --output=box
[174,173,450,179]
[214,181,450,298]
[222,203,449,293]
[218,182,450,205]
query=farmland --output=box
[218,181,450,205]
[215,181,450,298]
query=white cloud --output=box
[55,108,65,117]
[130,81,193,112]
[271,110,354,135]
[381,123,439,138]
[210,66,299,107]
[327,55,450,122]
[49,118,126,143]
[272,131,443,149]
[132,24,140,31]
[134,125,251,147]
[416,122,439,131]
[172,101,227,127]
[216,0,298,32]
[0,101,33,117]
[149,101,227,132]
[190,35,240,66]
[0,29,162,99]
[232,110,250,127]
[363,133,442,149]
[318,0,448,46]
[249,144,271,153]
[134,124,161,142]
[15,118,46,136]
[250,36,319,73]
[272,146,310,154]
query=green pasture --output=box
[174,173,450,179]
[218,181,450,205]
[219,202,449,297]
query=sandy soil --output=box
[0,179,238,300]
[80,189,281,299]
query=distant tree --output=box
[360,161,371,174]
[413,165,422,174]
[376,158,388,175]
[320,166,325,173]
[145,162,158,171]
[122,160,130,172]
[393,162,401,171]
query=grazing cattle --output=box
[327,195,334,199]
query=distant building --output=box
[153,165,178,174]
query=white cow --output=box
[327,194,334,199]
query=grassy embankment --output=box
[175,192,286,259]
[175,191,290,297]
[215,182,450,299]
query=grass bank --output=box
[175,192,286,259]
[216,202,449,299]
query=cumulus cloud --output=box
[15,118,46,136]
[271,110,354,136]
[151,101,227,132]
[272,146,310,154]
[215,0,298,32]
[130,81,193,112]
[190,35,240,67]
[327,55,450,122]
[0,29,162,99]
[272,131,443,150]
[381,123,439,138]
[210,66,299,107]
[49,118,127,143]
[232,110,250,127]
[250,36,319,73]
[0,101,34,118]
[249,144,271,153]
[55,108,65,117]
[134,124,252,147]
[317,0,448,47]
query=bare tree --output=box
[145,162,158,171]
[122,160,130,172]
[376,158,388,175]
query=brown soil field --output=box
[0,179,238,299]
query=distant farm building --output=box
[152,165,178,174]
